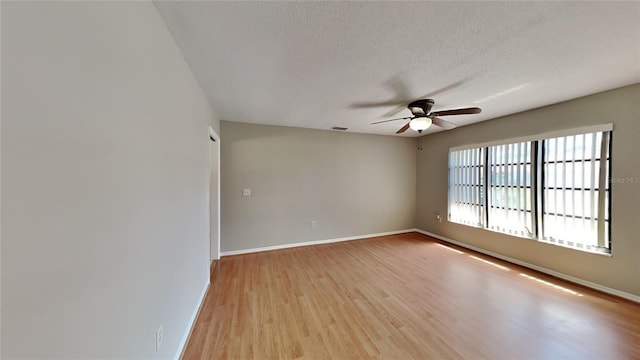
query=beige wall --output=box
[2,2,218,358]
[220,121,417,252]
[416,84,640,296]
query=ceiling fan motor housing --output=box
[408,99,435,116]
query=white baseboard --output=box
[220,229,416,256]
[174,280,210,360]
[415,229,640,304]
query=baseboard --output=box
[220,229,416,256]
[415,229,640,304]
[174,280,210,360]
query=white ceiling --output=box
[155,1,640,137]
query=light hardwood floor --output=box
[182,233,640,359]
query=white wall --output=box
[1,2,218,358]
[220,121,417,252]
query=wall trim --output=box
[208,126,221,261]
[415,229,640,304]
[220,229,416,256]
[174,280,210,360]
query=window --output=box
[487,142,534,237]
[448,125,612,254]
[540,132,611,252]
[448,148,484,227]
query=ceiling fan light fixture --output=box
[409,117,432,133]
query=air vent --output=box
[331,126,348,131]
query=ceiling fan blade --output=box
[396,122,411,134]
[383,78,470,118]
[350,100,409,108]
[383,82,461,118]
[371,116,413,125]
[378,76,413,117]
[431,117,457,129]
[382,104,410,118]
[351,101,412,119]
[418,79,468,101]
[430,107,481,117]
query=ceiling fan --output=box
[371,99,481,134]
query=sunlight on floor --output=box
[436,243,465,254]
[519,273,583,296]
[469,255,510,270]
[434,242,583,296]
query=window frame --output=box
[447,124,613,255]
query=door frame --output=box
[208,126,221,261]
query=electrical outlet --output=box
[156,324,163,351]
[436,213,442,223]
[310,220,316,228]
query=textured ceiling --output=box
[155,1,640,137]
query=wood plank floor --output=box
[182,233,640,359]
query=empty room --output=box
[2,1,639,359]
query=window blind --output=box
[448,148,484,227]
[540,131,611,252]
[447,124,612,255]
[487,141,533,237]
